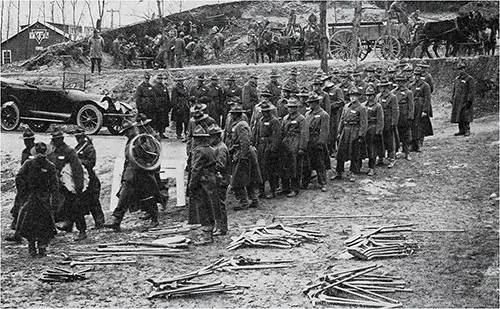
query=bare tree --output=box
[50,1,55,23]
[85,0,95,29]
[1,0,4,42]
[56,0,67,40]
[70,0,78,39]
[97,0,106,30]
[319,0,328,72]
[156,0,162,17]
[27,0,32,25]
[6,0,12,40]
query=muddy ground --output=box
[1,59,499,307]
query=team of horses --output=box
[409,13,498,58]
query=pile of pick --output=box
[344,224,419,260]
[227,223,324,250]
[146,258,249,299]
[304,264,411,307]
[39,267,91,283]
[69,237,191,258]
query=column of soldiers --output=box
[12,60,480,256]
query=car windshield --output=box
[63,72,86,91]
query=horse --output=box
[273,33,294,62]
[256,30,278,63]
[410,15,473,58]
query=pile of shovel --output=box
[39,267,91,283]
[343,224,419,260]
[304,264,411,307]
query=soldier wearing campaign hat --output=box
[303,93,330,191]
[253,101,282,199]
[410,66,433,152]
[393,74,414,160]
[152,73,171,138]
[353,67,368,102]
[312,76,331,120]
[15,142,59,257]
[333,86,368,182]
[324,74,345,155]
[135,71,158,124]
[451,61,475,136]
[208,124,229,236]
[276,84,293,119]
[264,69,282,106]
[207,74,225,127]
[283,67,300,94]
[376,78,399,168]
[417,60,434,93]
[227,104,262,211]
[73,127,105,230]
[4,128,37,242]
[188,125,217,245]
[171,74,190,139]
[364,86,384,177]
[242,74,259,119]
[190,74,209,101]
[279,98,307,197]
[223,74,242,126]
[48,128,87,241]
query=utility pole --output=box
[107,8,119,28]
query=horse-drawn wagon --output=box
[328,20,409,61]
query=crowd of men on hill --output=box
[5,59,476,254]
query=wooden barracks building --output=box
[1,21,74,64]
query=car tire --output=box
[27,121,51,133]
[77,104,103,135]
[1,100,21,131]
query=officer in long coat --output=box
[223,98,249,145]
[393,74,414,160]
[364,86,384,176]
[188,125,217,245]
[313,77,331,119]
[418,61,434,93]
[5,129,36,243]
[410,66,432,152]
[152,73,171,138]
[376,78,399,168]
[276,85,292,120]
[253,101,282,199]
[324,76,345,155]
[171,76,190,139]
[206,75,225,126]
[15,142,59,257]
[104,120,161,231]
[74,127,105,229]
[208,124,229,236]
[135,72,157,123]
[228,105,262,210]
[264,70,282,106]
[334,87,368,182]
[48,129,87,241]
[241,75,259,119]
[450,62,475,136]
[280,98,307,197]
[302,94,330,191]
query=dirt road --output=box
[1,101,498,307]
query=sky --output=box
[1,0,235,41]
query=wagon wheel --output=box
[374,35,401,60]
[329,30,362,61]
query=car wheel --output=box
[106,116,124,135]
[27,121,50,133]
[1,101,21,131]
[77,104,103,135]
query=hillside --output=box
[1,0,481,71]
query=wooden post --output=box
[319,0,328,73]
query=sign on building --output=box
[29,29,49,44]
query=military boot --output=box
[104,215,122,232]
[194,228,213,245]
[28,241,37,257]
[38,241,47,257]
[149,204,159,228]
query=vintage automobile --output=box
[0,73,133,135]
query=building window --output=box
[2,50,12,64]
